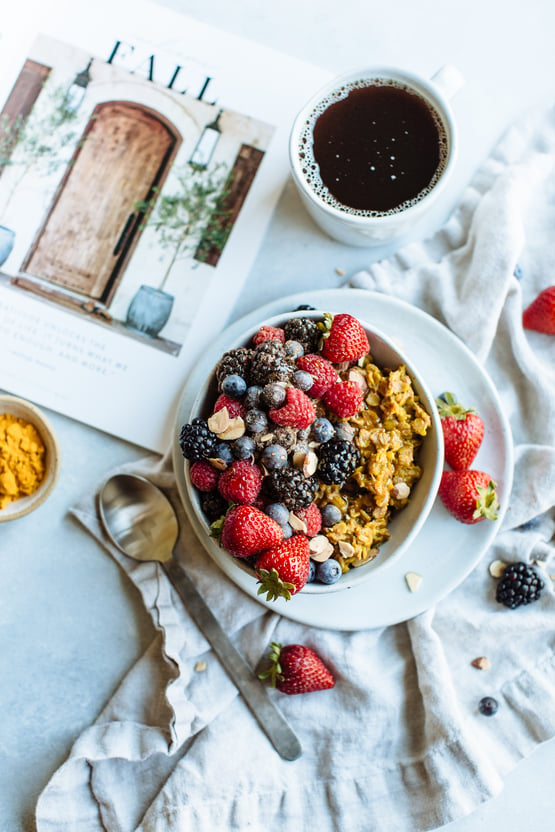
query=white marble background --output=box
[2,0,555,829]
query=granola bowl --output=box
[179,309,443,596]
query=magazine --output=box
[0,0,330,451]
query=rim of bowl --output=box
[0,394,61,522]
[183,310,443,594]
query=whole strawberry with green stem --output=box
[319,312,370,363]
[258,641,335,695]
[436,392,484,470]
[255,534,311,600]
[438,470,500,524]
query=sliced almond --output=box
[405,571,423,592]
[338,540,355,558]
[207,408,230,434]
[207,457,228,471]
[217,416,245,440]
[309,535,335,562]
[303,450,318,477]
[348,366,369,393]
[292,450,307,469]
[289,513,307,533]
[471,656,491,670]
[488,559,507,578]
[194,660,207,672]
[391,482,410,500]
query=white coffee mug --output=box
[289,64,464,247]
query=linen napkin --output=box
[36,104,555,832]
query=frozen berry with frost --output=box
[216,347,252,385]
[244,386,262,409]
[283,317,320,353]
[213,393,246,419]
[245,408,269,434]
[261,383,287,409]
[252,325,285,345]
[266,467,318,511]
[333,421,356,442]
[316,558,342,584]
[284,340,304,360]
[213,441,234,465]
[292,370,314,392]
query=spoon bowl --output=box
[97,472,302,761]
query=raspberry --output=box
[214,393,246,419]
[218,459,263,505]
[296,353,338,398]
[269,387,316,430]
[293,502,322,537]
[190,460,219,492]
[252,325,285,345]
[323,380,364,418]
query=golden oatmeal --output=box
[316,358,431,571]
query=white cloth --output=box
[36,105,555,832]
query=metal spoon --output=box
[97,472,302,761]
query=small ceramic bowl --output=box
[0,394,60,522]
[182,310,443,594]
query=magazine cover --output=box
[0,0,329,451]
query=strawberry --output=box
[258,641,335,695]
[221,504,283,558]
[319,312,370,363]
[436,392,484,470]
[323,379,364,418]
[296,353,338,398]
[213,394,246,420]
[269,386,316,430]
[438,470,500,524]
[252,325,285,345]
[292,502,322,537]
[523,286,555,334]
[190,460,219,492]
[218,459,262,505]
[255,535,311,600]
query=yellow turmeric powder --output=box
[0,413,46,508]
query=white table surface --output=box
[2,0,555,829]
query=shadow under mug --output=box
[289,64,465,247]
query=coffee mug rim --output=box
[289,64,458,228]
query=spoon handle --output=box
[163,555,302,761]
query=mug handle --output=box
[431,64,465,100]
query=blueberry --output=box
[333,422,355,442]
[316,558,342,584]
[232,435,255,460]
[265,503,290,525]
[284,340,304,359]
[244,386,262,409]
[312,417,335,443]
[307,560,317,582]
[261,383,286,408]
[245,408,268,434]
[221,374,247,398]
[214,441,234,464]
[281,522,293,539]
[292,370,314,392]
[478,696,499,716]
[262,443,288,470]
[321,504,342,526]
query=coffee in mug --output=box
[290,66,464,246]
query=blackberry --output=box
[201,491,228,523]
[216,347,253,385]
[249,341,293,386]
[496,561,544,609]
[317,439,360,486]
[283,317,320,354]
[179,418,217,462]
[266,467,317,510]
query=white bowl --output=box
[182,310,443,594]
[0,394,60,522]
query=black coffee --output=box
[299,80,448,215]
